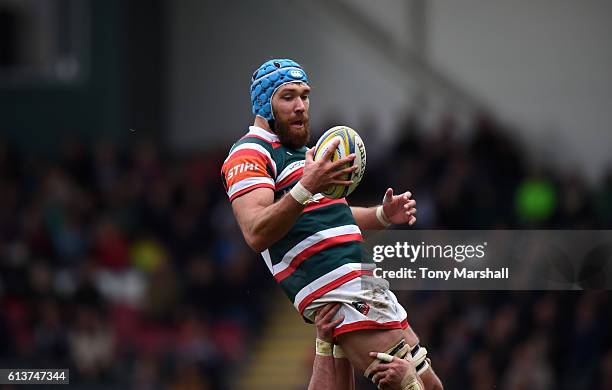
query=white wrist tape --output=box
[290,181,313,205]
[333,344,346,359]
[315,338,333,356]
[402,379,422,390]
[376,205,392,227]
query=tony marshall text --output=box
[374,267,509,280]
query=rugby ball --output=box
[313,126,366,199]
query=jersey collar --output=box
[248,126,280,142]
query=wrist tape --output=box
[376,205,392,227]
[315,338,333,356]
[290,181,313,205]
[402,379,422,390]
[333,344,346,359]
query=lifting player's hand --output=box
[301,139,359,194]
[381,188,417,226]
[367,351,420,390]
[314,303,344,342]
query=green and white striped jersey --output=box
[221,126,375,314]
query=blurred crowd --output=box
[387,290,612,390]
[358,112,612,229]
[0,111,611,389]
[0,137,275,388]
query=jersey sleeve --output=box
[221,143,276,202]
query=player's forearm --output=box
[350,206,388,230]
[308,355,336,390]
[247,193,305,252]
[334,357,355,390]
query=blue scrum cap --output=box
[250,59,309,121]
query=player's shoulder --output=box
[222,126,284,177]
[224,126,287,170]
[231,126,282,153]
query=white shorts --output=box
[302,275,408,338]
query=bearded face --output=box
[270,83,311,149]
[273,110,310,149]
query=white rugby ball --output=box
[313,125,366,199]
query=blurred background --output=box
[1,0,611,389]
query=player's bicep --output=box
[231,186,275,233]
[221,149,276,236]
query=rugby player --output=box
[221,59,443,389]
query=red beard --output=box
[273,116,311,149]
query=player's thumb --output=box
[305,147,314,162]
[383,188,393,203]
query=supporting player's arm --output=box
[351,188,417,230]
[231,140,356,252]
[308,348,335,390]
[309,304,355,390]
[333,346,355,390]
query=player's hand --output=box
[381,188,417,226]
[300,139,358,194]
[367,351,418,390]
[314,303,344,342]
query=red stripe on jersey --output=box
[239,134,282,149]
[303,198,348,212]
[275,233,363,282]
[297,269,374,314]
[229,183,275,202]
[276,167,304,190]
[332,319,408,338]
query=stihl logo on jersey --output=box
[351,300,370,316]
[227,162,261,179]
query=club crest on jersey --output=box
[351,300,370,316]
